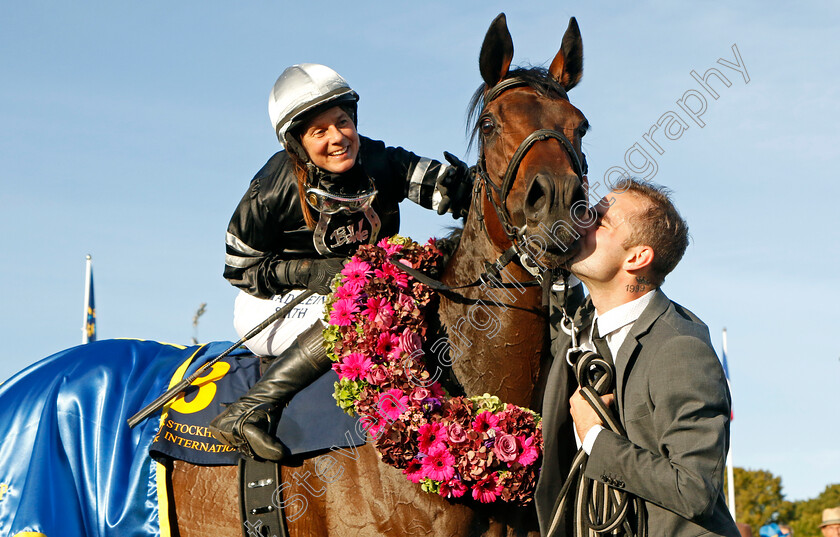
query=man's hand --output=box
[570,388,615,441]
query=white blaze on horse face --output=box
[299,106,360,173]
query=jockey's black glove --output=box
[275,258,346,295]
[436,151,474,220]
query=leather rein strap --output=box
[546,346,647,537]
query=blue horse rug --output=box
[0,339,362,537]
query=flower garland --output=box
[324,235,543,506]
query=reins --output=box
[546,312,648,537]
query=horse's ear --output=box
[549,17,583,91]
[479,13,514,87]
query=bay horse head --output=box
[470,13,588,275]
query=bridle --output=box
[473,77,588,277]
[391,77,588,297]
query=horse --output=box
[0,13,589,537]
[168,12,589,537]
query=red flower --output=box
[375,262,410,288]
[403,459,424,483]
[473,411,500,435]
[363,296,394,327]
[472,473,504,503]
[332,352,373,381]
[516,435,540,466]
[421,447,455,481]
[329,298,359,326]
[376,332,400,359]
[440,477,468,499]
[417,422,447,453]
[378,389,409,421]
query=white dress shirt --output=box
[577,290,657,453]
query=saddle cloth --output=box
[0,339,364,537]
[149,343,364,465]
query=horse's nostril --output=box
[526,176,551,216]
[527,181,546,213]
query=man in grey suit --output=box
[535,178,739,537]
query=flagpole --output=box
[723,327,736,522]
[82,255,92,344]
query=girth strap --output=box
[239,458,289,537]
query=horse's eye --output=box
[480,117,495,135]
[578,122,589,139]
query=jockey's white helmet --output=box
[268,63,359,149]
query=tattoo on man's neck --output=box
[625,276,652,294]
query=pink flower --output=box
[403,459,424,483]
[377,238,404,256]
[340,277,366,295]
[363,296,394,327]
[366,365,389,385]
[440,477,468,498]
[516,435,539,466]
[447,422,468,444]
[332,352,373,381]
[378,389,409,421]
[421,447,455,481]
[472,473,504,503]
[397,293,416,311]
[376,332,400,358]
[398,328,422,354]
[417,422,447,453]
[409,386,430,405]
[358,412,387,440]
[329,298,359,326]
[473,411,500,434]
[429,382,446,399]
[374,263,409,288]
[332,284,360,301]
[492,433,519,462]
[341,258,372,280]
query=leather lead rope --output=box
[546,346,647,537]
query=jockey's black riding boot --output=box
[208,320,330,460]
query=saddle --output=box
[149,349,364,537]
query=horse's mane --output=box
[434,226,463,267]
[466,66,570,152]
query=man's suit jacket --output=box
[535,289,739,537]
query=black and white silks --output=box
[224,136,454,299]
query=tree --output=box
[727,467,794,531]
[191,302,207,345]
[791,484,840,537]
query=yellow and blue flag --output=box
[83,255,96,343]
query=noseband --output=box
[474,77,588,273]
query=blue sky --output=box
[2,1,838,503]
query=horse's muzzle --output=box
[522,173,586,260]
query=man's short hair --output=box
[614,177,689,286]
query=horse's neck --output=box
[437,210,548,408]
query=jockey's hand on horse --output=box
[210,402,289,460]
[436,151,474,219]
[276,257,346,295]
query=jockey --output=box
[210,63,472,460]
